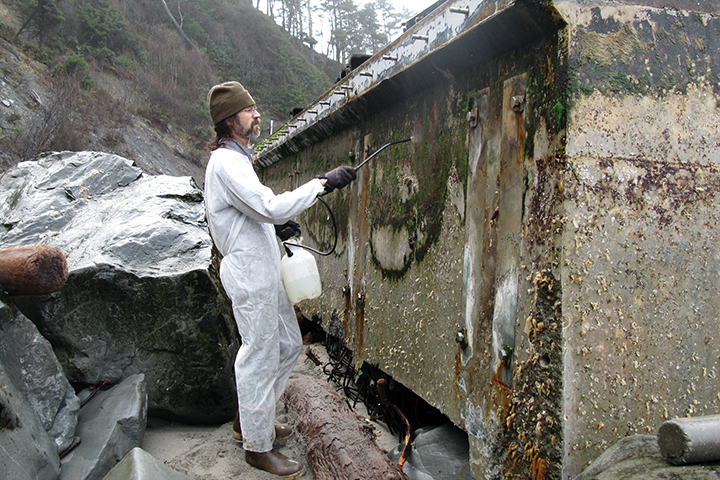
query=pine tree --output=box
[15,0,65,45]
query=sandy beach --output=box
[142,344,399,479]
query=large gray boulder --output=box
[0,361,61,480]
[102,448,194,480]
[60,374,147,480]
[0,151,238,423]
[0,292,79,455]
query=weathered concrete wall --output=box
[558,2,720,478]
[254,0,720,479]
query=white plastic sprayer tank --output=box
[281,241,322,303]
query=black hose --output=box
[283,194,337,257]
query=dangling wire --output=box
[282,194,337,257]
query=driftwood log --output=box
[0,245,68,295]
[284,377,408,480]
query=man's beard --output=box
[234,119,260,139]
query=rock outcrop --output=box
[0,151,238,423]
[575,435,720,480]
[0,291,78,456]
[0,346,62,480]
[61,375,147,480]
[102,448,194,480]
[0,291,183,480]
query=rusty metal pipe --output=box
[377,378,412,471]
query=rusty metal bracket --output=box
[455,328,469,348]
[466,107,478,128]
[511,94,525,113]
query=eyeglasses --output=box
[242,106,258,114]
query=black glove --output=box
[274,220,301,241]
[322,166,357,193]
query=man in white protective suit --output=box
[204,81,356,478]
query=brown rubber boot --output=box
[245,449,305,479]
[233,413,293,443]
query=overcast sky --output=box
[316,0,436,54]
[382,0,431,17]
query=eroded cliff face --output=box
[0,28,204,185]
[253,1,720,478]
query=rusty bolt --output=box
[450,6,470,15]
[511,95,525,113]
[466,108,478,128]
[500,344,513,368]
[455,329,468,348]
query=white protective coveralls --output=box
[204,139,325,453]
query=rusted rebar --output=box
[306,348,322,366]
[80,380,108,408]
[377,378,412,471]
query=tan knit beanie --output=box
[207,81,256,125]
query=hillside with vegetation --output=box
[0,0,345,180]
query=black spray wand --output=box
[284,137,413,258]
[354,137,413,171]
